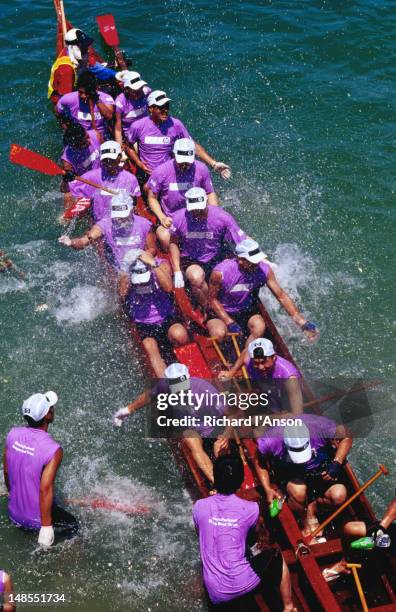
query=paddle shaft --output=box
[96,14,128,70]
[59,0,67,39]
[347,564,369,612]
[227,332,252,390]
[302,380,380,410]
[73,175,118,195]
[306,464,388,543]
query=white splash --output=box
[54,285,117,324]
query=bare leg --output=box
[279,558,294,612]
[168,323,189,347]
[183,432,214,483]
[185,264,208,307]
[206,318,228,344]
[246,314,266,346]
[142,337,166,378]
[156,226,171,252]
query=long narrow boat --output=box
[52,3,396,610]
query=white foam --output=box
[54,285,116,324]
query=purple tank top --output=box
[126,261,174,324]
[213,258,270,313]
[60,130,101,176]
[0,570,4,594]
[97,214,152,269]
[6,427,61,529]
[247,355,301,413]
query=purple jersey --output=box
[56,90,115,135]
[0,570,4,594]
[61,130,101,176]
[127,115,191,170]
[146,159,214,217]
[247,355,301,413]
[193,494,260,603]
[213,258,270,314]
[97,214,152,269]
[115,86,151,137]
[126,260,174,324]
[5,426,61,529]
[257,413,337,473]
[69,167,141,222]
[170,206,246,263]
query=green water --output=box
[0,1,395,610]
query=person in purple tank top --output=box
[65,140,142,222]
[114,71,151,145]
[58,192,156,297]
[169,188,246,306]
[0,569,15,612]
[193,454,294,611]
[3,391,79,548]
[220,338,303,416]
[209,238,320,347]
[255,415,351,539]
[125,89,231,189]
[147,138,219,250]
[113,363,230,484]
[56,71,114,137]
[124,256,190,377]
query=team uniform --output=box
[170,207,246,275]
[56,90,115,136]
[246,354,301,413]
[147,159,214,217]
[115,86,151,138]
[97,214,152,269]
[69,168,141,221]
[60,130,101,176]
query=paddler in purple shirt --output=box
[3,391,79,548]
[209,238,319,346]
[66,140,141,222]
[221,338,303,416]
[123,257,190,377]
[113,363,229,484]
[255,415,351,538]
[0,569,15,612]
[169,187,246,306]
[193,454,294,612]
[56,71,114,137]
[114,70,151,146]
[147,138,219,250]
[58,192,156,296]
[125,89,231,188]
[60,122,101,208]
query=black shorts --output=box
[231,307,261,331]
[135,315,179,346]
[207,548,283,611]
[285,474,340,503]
[180,254,225,281]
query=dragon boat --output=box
[51,2,396,609]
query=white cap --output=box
[164,363,190,392]
[22,391,58,422]
[131,260,151,284]
[120,70,147,91]
[147,90,171,107]
[111,192,133,219]
[64,28,80,44]
[173,138,195,164]
[248,338,275,359]
[283,422,312,464]
[235,238,266,264]
[100,140,122,160]
[185,187,207,211]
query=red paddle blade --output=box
[10,144,64,177]
[97,14,119,47]
[241,464,256,490]
[63,197,91,220]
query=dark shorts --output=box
[135,315,179,346]
[231,307,261,331]
[286,474,340,503]
[180,254,224,281]
[207,548,283,611]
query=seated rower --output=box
[125,90,231,188]
[255,415,352,538]
[48,28,116,106]
[193,454,294,612]
[60,123,101,208]
[114,71,151,146]
[113,363,229,484]
[123,257,189,376]
[221,338,303,416]
[169,188,246,305]
[56,72,114,138]
[3,391,79,548]
[209,238,319,345]
[66,140,141,222]
[0,569,16,612]
[58,192,156,296]
[147,138,218,251]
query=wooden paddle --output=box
[96,14,128,70]
[9,144,118,195]
[346,564,369,612]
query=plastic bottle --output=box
[351,537,375,550]
[269,498,283,518]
